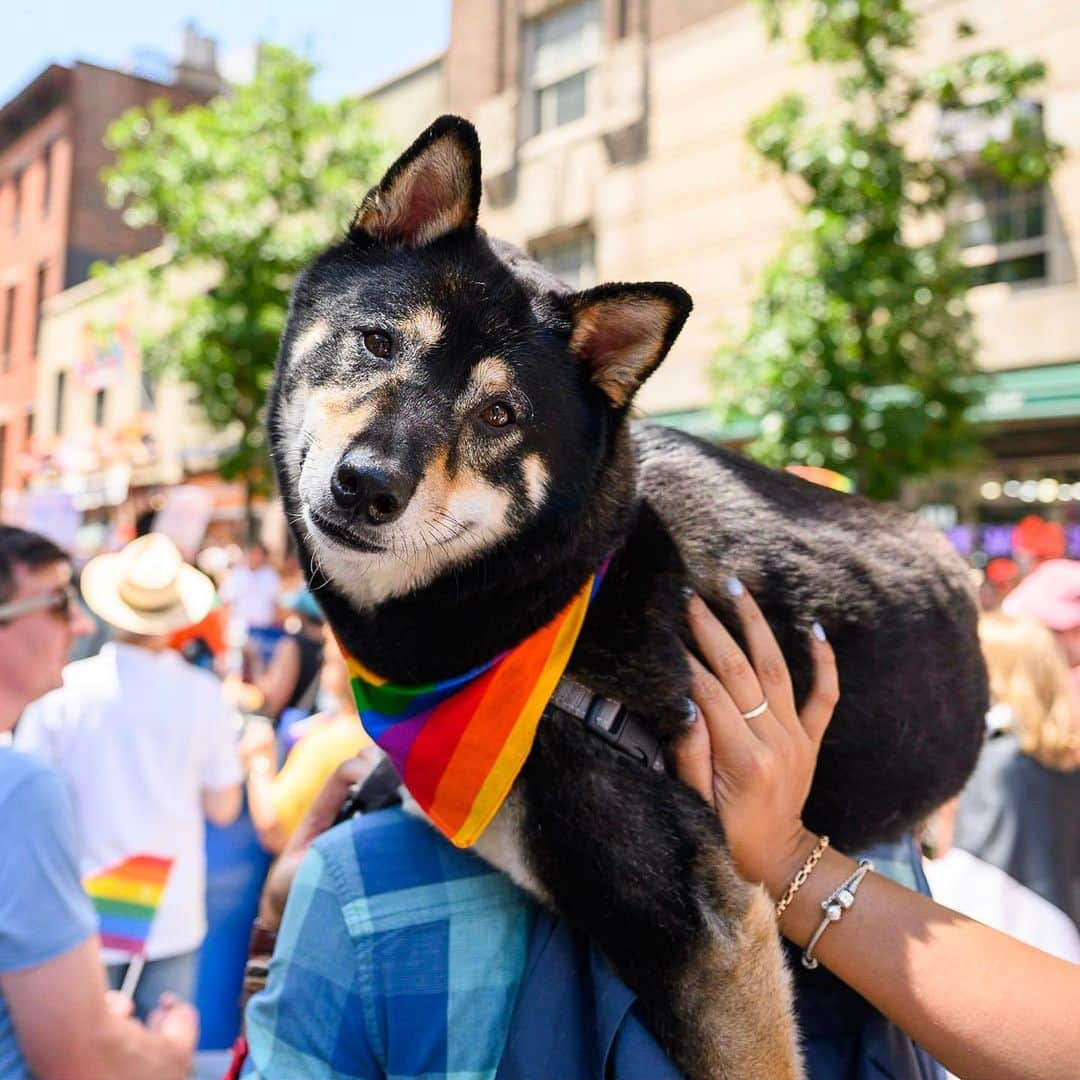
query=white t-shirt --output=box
[219,565,281,632]
[925,847,1080,963]
[16,643,243,962]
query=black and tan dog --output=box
[268,116,987,1078]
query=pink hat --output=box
[1002,559,1080,631]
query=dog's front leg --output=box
[472,735,803,1079]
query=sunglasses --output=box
[0,584,81,626]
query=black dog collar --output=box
[548,677,667,774]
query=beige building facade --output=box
[436,0,1080,540]
[28,256,227,513]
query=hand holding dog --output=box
[675,584,1080,1080]
[673,583,838,899]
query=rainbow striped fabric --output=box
[344,568,606,848]
[83,854,174,955]
[785,464,855,493]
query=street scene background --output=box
[2,0,1079,1074]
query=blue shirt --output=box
[245,807,939,1079]
[0,748,97,1080]
[245,808,531,1079]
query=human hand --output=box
[672,582,838,899]
[258,748,383,930]
[146,993,198,1059]
[103,989,134,1019]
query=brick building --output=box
[0,51,219,496]
[437,0,1080,539]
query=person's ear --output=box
[350,115,481,249]
[569,283,693,407]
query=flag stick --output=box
[120,953,146,1000]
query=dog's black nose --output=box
[331,458,413,525]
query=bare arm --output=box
[239,720,288,852]
[1,937,196,1080]
[202,782,242,826]
[254,636,301,719]
[673,586,1080,1080]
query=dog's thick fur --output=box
[268,116,988,1078]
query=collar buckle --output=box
[549,678,667,774]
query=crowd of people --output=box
[0,519,1077,1079]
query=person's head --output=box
[280,587,325,637]
[1002,558,1080,668]
[246,542,268,570]
[978,611,1080,771]
[0,526,93,724]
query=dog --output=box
[268,115,988,1078]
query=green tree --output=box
[712,0,1060,499]
[99,47,387,489]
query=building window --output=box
[94,388,107,428]
[33,262,48,355]
[958,173,1048,287]
[531,230,596,290]
[1,286,14,371]
[42,142,54,218]
[12,169,23,234]
[141,369,158,409]
[525,0,602,136]
[54,370,67,436]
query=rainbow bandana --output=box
[344,565,607,848]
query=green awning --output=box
[650,361,1080,442]
[970,362,1080,423]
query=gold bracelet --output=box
[774,834,830,921]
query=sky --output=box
[3,1,451,104]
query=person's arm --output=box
[673,586,1080,1080]
[203,782,243,826]
[1,937,196,1080]
[254,636,302,719]
[240,720,288,853]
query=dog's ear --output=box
[569,283,693,408]
[350,115,481,249]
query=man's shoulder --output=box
[0,747,62,806]
[0,749,75,842]
[312,805,530,932]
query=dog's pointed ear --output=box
[350,115,481,249]
[569,283,693,408]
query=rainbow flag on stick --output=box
[83,854,174,956]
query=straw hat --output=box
[80,533,217,636]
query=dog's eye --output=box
[480,402,515,428]
[362,331,393,359]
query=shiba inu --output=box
[268,116,988,1078]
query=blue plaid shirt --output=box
[244,807,532,1079]
[245,807,937,1080]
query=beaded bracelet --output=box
[774,834,830,921]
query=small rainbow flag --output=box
[83,854,174,956]
[344,566,606,848]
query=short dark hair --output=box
[0,526,70,604]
